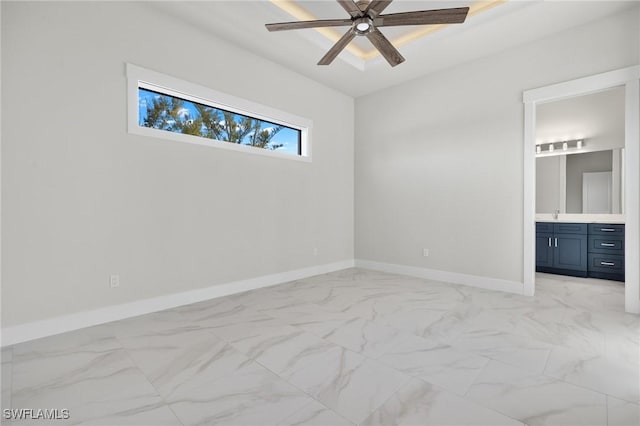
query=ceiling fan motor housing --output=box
[353,17,374,35]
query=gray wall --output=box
[536,156,563,214]
[355,7,639,285]
[2,2,354,326]
[566,150,613,213]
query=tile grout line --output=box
[174,297,354,425]
[229,298,414,425]
[539,343,639,405]
[540,343,554,376]
[112,333,186,426]
[460,355,493,398]
[250,354,357,426]
[278,398,353,426]
[356,373,412,425]
[543,369,639,406]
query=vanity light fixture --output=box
[536,139,586,157]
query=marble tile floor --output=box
[1,269,638,426]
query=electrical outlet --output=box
[423,248,429,257]
[110,274,120,288]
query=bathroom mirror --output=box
[535,86,625,215]
[536,148,624,214]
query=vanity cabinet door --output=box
[535,233,554,268]
[553,233,588,272]
[536,222,587,277]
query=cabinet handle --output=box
[600,243,616,247]
[600,228,616,232]
[548,237,552,247]
[600,261,616,266]
[554,238,558,247]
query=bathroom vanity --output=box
[536,221,625,281]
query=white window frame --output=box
[126,63,312,162]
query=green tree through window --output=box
[139,88,299,154]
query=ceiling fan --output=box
[265,0,470,67]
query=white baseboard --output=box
[1,259,355,347]
[355,259,524,295]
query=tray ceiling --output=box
[147,1,637,97]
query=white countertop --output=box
[535,213,625,224]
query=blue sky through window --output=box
[138,88,301,155]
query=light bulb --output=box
[577,140,583,149]
[549,144,554,152]
[562,142,568,151]
[536,145,541,154]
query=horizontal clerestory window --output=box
[127,64,312,160]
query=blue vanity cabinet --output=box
[536,232,554,268]
[536,222,625,281]
[536,222,588,277]
[587,223,625,282]
[553,232,588,274]
[535,223,554,269]
[554,223,588,235]
[588,223,624,237]
[536,222,554,233]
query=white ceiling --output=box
[148,1,637,97]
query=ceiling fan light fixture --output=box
[265,0,471,66]
[354,17,373,35]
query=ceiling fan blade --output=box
[266,19,353,32]
[365,0,393,18]
[376,7,469,27]
[366,28,405,67]
[318,28,356,65]
[337,0,362,18]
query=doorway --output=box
[523,66,640,314]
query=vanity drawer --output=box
[587,253,624,274]
[588,223,624,236]
[536,222,554,233]
[588,235,624,255]
[554,223,587,235]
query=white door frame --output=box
[523,66,640,314]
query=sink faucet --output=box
[553,209,560,220]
